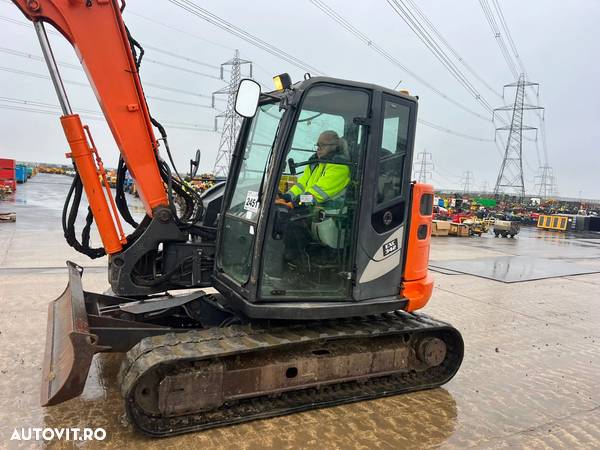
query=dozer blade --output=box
[41,261,98,406]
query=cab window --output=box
[377,101,410,205]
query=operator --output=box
[277,130,351,265]
[281,130,350,207]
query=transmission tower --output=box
[212,50,252,177]
[461,171,473,193]
[493,74,543,198]
[414,150,434,183]
[535,165,558,198]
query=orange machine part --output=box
[61,114,122,254]
[12,0,168,215]
[402,182,434,312]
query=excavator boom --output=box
[13,0,168,217]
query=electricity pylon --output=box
[212,50,252,177]
[493,74,543,197]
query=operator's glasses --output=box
[314,142,336,150]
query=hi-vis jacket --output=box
[288,154,350,204]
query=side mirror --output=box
[189,149,201,178]
[235,79,261,118]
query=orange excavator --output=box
[12,0,463,436]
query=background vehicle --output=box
[493,219,520,237]
[12,0,463,436]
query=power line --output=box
[309,0,490,122]
[0,103,215,131]
[418,119,493,142]
[431,169,459,190]
[94,7,269,85]
[167,0,325,75]
[2,4,496,147]
[402,0,503,99]
[0,65,218,108]
[142,44,221,70]
[126,10,236,52]
[386,0,500,118]
[141,56,223,79]
[490,0,527,75]
[0,45,81,69]
[0,44,224,101]
[478,0,519,79]
[0,15,226,71]
[0,96,216,131]
[0,16,229,86]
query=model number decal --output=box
[382,238,398,257]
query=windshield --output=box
[218,101,283,284]
[227,102,283,222]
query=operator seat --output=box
[306,137,354,274]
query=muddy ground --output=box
[0,174,598,449]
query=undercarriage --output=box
[43,262,463,436]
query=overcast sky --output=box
[0,0,598,199]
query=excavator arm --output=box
[12,0,220,407]
[13,0,169,253]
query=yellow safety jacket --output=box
[288,154,350,204]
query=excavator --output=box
[11,0,463,436]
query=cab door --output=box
[354,93,418,300]
[258,84,371,301]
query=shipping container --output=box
[0,158,16,170]
[16,165,27,183]
[0,158,16,191]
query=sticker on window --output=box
[244,191,259,213]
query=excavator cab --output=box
[215,76,428,318]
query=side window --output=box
[377,101,410,205]
[279,110,344,191]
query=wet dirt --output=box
[0,174,598,449]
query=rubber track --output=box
[118,311,464,436]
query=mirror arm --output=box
[260,92,280,101]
